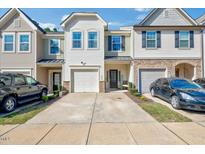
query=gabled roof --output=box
[0,8,45,33]
[61,12,107,28]
[196,13,205,25]
[136,8,198,26]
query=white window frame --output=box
[146,31,157,49]
[71,31,83,49]
[17,32,31,53]
[111,35,122,52]
[2,32,15,53]
[87,31,99,49]
[48,39,61,55]
[179,31,190,49]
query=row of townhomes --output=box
[1,8,205,93]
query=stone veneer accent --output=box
[133,59,202,88]
[99,81,105,93]
[63,81,70,92]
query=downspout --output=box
[201,29,205,78]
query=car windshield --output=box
[170,79,201,89]
[0,75,12,87]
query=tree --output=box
[44,27,51,32]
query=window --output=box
[25,76,37,85]
[0,75,12,87]
[72,32,82,48]
[146,31,156,48]
[3,33,15,52]
[112,36,122,51]
[19,33,30,52]
[88,32,97,48]
[14,76,26,86]
[49,39,60,55]
[179,31,189,48]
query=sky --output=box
[0,8,205,31]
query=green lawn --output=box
[0,104,48,125]
[138,101,192,122]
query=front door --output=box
[110,70,118,88]
[53,72,61,91]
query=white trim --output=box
[138,8,197,26]
[71,30,83,49]
[17,32,31,53]
[34,31,37,79]
[87,30,99,49]
[0,9,39,32]
[48,69,62,92]
[61,13,107,27]
[2,32,15,53]
[179,30,190,49]
[146,31,157,49]
[48,39,61,55]
[138,67,167,93]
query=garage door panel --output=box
[72,69,99,92]
[139,69,165,93]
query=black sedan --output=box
[150,78,205,111]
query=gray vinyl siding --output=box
[142,8,193,26]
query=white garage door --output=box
[72,69,99,92]
[139,69,166,93]
[1,69,32,76]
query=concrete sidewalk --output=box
[1,93,205,145]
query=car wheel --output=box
[2,96,17,112]
[150,88,156,97]
[171,96,181,109]
[41,89,48,97]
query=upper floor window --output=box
[3,33,15,52]
[179,31,189,48]
[112,36,121,51]
[18,33,30,52]
[88,32,98,49]
[72,32,82,49]
[49,39,60,55]
[146,31,157,48]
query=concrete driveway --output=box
[1,92,205,145]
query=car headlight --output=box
[180,92,195,101]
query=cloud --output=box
[134,8,151,12]
[39,22,57,30]
[108,21,123,26]
[61,14,69,21]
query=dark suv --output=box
[0,73,48,112]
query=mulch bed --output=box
[125,92,153,104]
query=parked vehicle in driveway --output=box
[150,78,205,111]
[193,78,205,88]
[0,73,48,112]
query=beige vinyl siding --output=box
[143,8,193,26]
[104,34,131,57]
[42,38,64,59]
[134,29,202,59]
